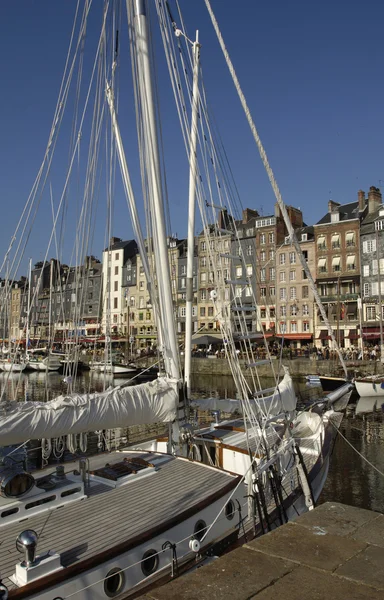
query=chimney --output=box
[328,200,340,213]
[109,236,122,247]
[368,186,382,214]
[358,189,366,212]
[242,208,259,224]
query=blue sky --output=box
[0,0,383,277]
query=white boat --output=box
[89,360,138,375]
[0,1,351,598]
[0,357,27,373]
[26,351,62,372]
[354,375,384,397]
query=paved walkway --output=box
[135,502,384,600]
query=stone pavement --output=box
[135,502,384,600]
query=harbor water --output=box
[0,371,383,514]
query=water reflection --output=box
[0,372,383,514]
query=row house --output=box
[276,226,316,347]
[101,237,138,337]
[314,198,361,348]
[359,187,384,343]
[175,239,198,339]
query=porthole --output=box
[194,519,207,542]
[141,549,159,577]
[225,500,235,520]
[104,567,125,598]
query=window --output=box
[200,257,206,267]
[302,250,308,262]
[280,322,286,333]
[246,244,253,256]
[332,234,340,249]
[113,298,118,309]
[245,286,252,297]
[115,253,119,260]
[279,254,286,265]
[260,233,266,245]
[181,278,186,288]
[291,322,297,333]
[363,239,376,253]
[260,308,266,318]
[363,264,369,277]
[290,305,297,316]
[260,268,266,281]
[289,252,296,264]
[318,258,327,273]
[192,306,197,317]
[375,220,384,231]
[346,255,356,271]
[246,265,253,276]
[146,311,151,320]
[236,266,243,278]
[200,289,207,300]
[141,550,159,577]
[235,286,242,297]
[363,283,370,297]
[113,314,118,323]
[130,297,135,307]
[332,257,341,272]
[301,233,307,242]
[201,241,206,251]
[269,250,275,261]
[268,267,274,281]
[302,304,309,316]
[246,227,254,236]
[280,305,286,317]
[260,251,266,262]
[209,271,214,283]
[367,306,376,321]
[104,568,125,597]
[269,232,274,244]
[280,287,286,300]
[331,212,340,223]
[317,236,326,250]
[303,321,310,332]
[260,287,267,297]
[346,232,355,247]
[139,281,144,290]
[269,286,275,297]
[270,307,275,318]
[279,271,286,282]
[208,306,214,317]
[371,282,379,295]
[200,307,206,317]
[289,270,296,281]
[372,259,378,275]
[114,266,118,275]
[200,273,207,284]
[302,286,309,299]
[290,287,296,300]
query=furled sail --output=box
[0,377,179,446]
[193,369,297,417]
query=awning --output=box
[276,333,312,340]
[346,232,355,241]
[317,330,331,340]
[347,329,359,340]
[317,236,325,244]
[332,234,340,243]
[362,327,382,338]
[318,258,326,267]
[332,256,341,267]
[346,255,356,265]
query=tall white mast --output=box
[131,0,180,381]
[184,31,200,399]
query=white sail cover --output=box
[193,369,297,417]
[0,377,178,446]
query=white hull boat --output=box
[90,361,138,375]
[0,359,27,373]
[27,354,62,372]
[354,376,384,398]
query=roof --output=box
[315,201,361,226]
[360,205,384,236]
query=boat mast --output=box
[131,0,180,381]
[204,0,348,377]
[376,228,384,361]
[184,31,200,400]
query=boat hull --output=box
[0,361,27,373]
[355,378,384,397]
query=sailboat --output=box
[0,2,351,599]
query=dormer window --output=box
[331,212,340,223]
[301,233,307,242]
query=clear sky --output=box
[1,0,383,277]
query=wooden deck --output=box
[0,450,240,590]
